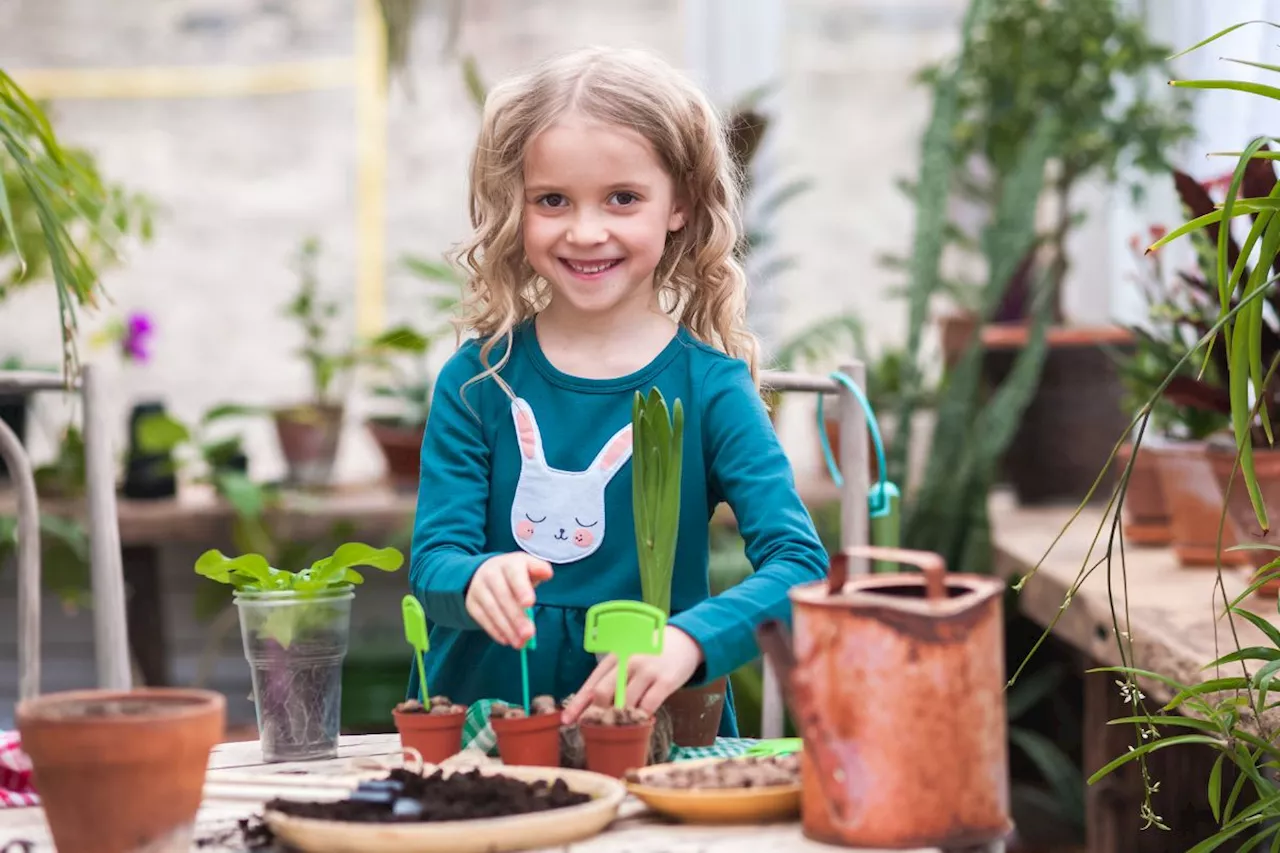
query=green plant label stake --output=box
[520,605,536,714]
[583,600,666,708]
[402,594,430,703]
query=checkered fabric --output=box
[460,699,757,761]
[0,730,38,807]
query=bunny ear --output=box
[590,423,633,480]
[511,398,545,465]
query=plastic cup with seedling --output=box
[583,600,667,708]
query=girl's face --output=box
[522,113,686,319]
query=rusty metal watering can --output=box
[756,545,1011,850]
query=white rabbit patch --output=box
[509,398,632,564]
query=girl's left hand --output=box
[560,625,705,724]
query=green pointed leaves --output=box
[632,387,684,616]
[194,541,403,593]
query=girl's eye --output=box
[526,513,547,523]
[537,194,568,208]
[610,191,639,206]
[574,517,598,527]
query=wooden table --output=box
[0,734,954,852]
[990,491,1277,852]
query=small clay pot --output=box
[579,719,654,779]
[1207,443,1280,596]
[366,418,425,492]
[492,712,562,767]
[394,707,465,765]
[274,403,344,488]
[662,677,727,747]
[1153,439,1251,567]
[1115,441,1170,546]
[17,688,225,853]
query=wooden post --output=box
[82,364,132,690]
[838,361,870,572]
[0,410,41,702]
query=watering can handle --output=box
[828,546,947,601]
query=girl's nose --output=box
[566,210,608,244]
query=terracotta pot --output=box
[819,403,879,483]
[492,712,562,767]
[274,403,344,488]
[1154,440,1250,568]
[394,708,465,765]
[366,418,424,492]
[939,311,979,370]
[17,688,225,853]
[1206,444,1280,597]
[1114,441,1171,546]
[579,719,654,778]
[661,677,727,747]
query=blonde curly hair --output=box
[451,46,758,398]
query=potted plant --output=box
[489,696,563,768]
[905,0,1195,505]
[1115,212,1239,565]
[628,387,723,747]
[275,236,422,488]
[365,253,460,490]
[17,687,225,853]
[194,541,404,762]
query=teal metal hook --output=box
[815,371,901,572]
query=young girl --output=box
[409,46,828,737]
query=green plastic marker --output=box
[402,594,430,703]
[745,738,803,757]
[520,605,536,714]
[583,600,666,708]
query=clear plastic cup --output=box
[233,586,354,763]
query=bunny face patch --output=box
[509,398,632,564]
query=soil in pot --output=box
[578,706,655,779]
[1156,441,1252,568]
[394,696,467,764]
[490,696,563,767]
[661,677,727,748]
[1207,444,1280,596]
[367,418,425,492]
[1115,441,1170,546]
[17,688,225,853]
[274,403,343,488]
[266,767,589,823]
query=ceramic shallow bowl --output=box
[625,757,801,825]
[263,764,626,853]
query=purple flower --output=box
[122,311,154,363]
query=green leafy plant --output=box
[368,253,461,427]
[195,542,404,647]
[898,0,1194,323]
[0,72,153,374]
[283,236,426,410]
[632,387,683,616]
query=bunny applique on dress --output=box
[508,397,633,564]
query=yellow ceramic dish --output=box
[625,757,802,825]
[263,764,626,853]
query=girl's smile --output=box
[560,257,625,279]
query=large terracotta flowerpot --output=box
[17,688,225,853]
[366,418,424,492]
[661,677,727,748]
[1115,441,1170,546]
[1207,444,1280,596]
[1153,440,1250,568]
[274,403,343,488]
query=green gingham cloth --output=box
[461,699,756,761]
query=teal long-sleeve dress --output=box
[407,320,828,737]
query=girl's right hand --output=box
[465,552,554,647]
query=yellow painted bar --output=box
[11,60,355,100]
[354,0,388,338]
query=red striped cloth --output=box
[0,731,37,807]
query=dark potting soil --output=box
[250,632,344,759]
[194,815,275,850]
[266,768,590,823]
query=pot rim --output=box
[233,584,355,603]
[789,573,1004,615]
[17,687,226,725]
